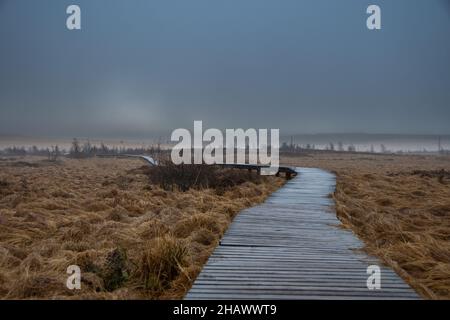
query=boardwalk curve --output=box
[186,167,419,299]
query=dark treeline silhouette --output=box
[0,138,164,159]
[1,138,448,158]
[1,145,63,161]
[280,140,449,155]
[68,138,163,158]
[280,142,359,153]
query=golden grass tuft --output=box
[173,214,221,238]
[138,235,188,292]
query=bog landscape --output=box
[0,0,449,302]
[0,141,449,299]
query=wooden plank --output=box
[220,163,297,178]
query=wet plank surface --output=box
[186,167,419,299]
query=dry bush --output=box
[145,161,262,191]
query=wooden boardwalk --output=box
[97,154,158,165]
[186,167,419,299]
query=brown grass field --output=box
[0,156,284,299]
[1,152,449,300]
[282,152,450,299]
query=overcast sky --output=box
[0,0,449,138]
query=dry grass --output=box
[0,156,284,299]
[282,152,450,299]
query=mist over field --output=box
[1,133,449,154]
[0,0,449,140]
[283,134,450,153]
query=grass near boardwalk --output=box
[0,157,284,299]
[282,152,450,299]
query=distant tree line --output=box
[0,138,164,160]
[280,139,450,155]
[68,138,163,158]
[280,141,358,153]
[280,140,448,154]
[0,145,62,161]
[1,138,448,158]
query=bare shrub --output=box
[145,161,261,191]
[70,138,82,158]
[47,146,60,162]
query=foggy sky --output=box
[0,0,449,139]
